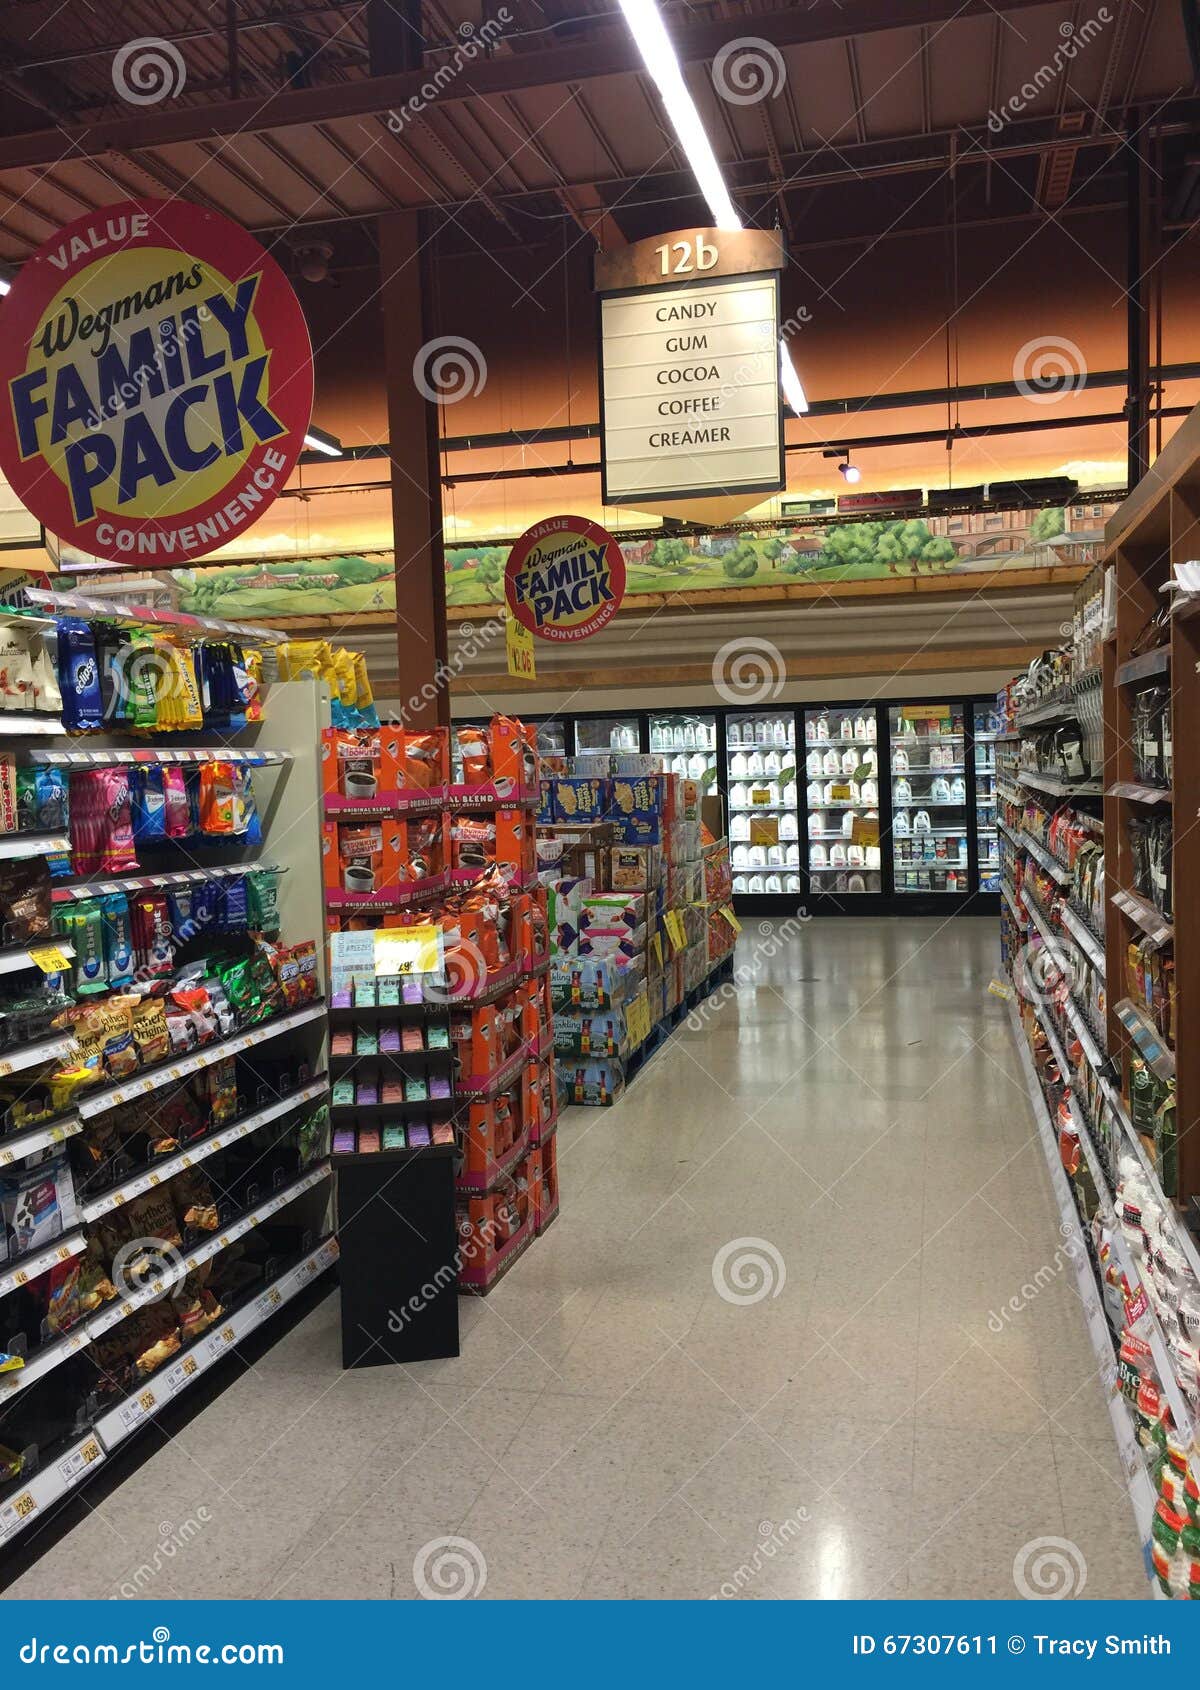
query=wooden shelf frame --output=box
[1103,429,1196,1195]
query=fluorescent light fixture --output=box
[615,0,807,414]
[303,425,343,458]
[0,278,10,297]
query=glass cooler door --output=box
[650,711,719,794]
[573,715,641,757]
[888,702,969,895]
[802,706,882,895]
[973,701,1001,891]
[725,708,799,898]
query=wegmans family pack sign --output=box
[0,200,313,564]
[504,514,625,642]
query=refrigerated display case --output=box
[889,702,970,896]
[535,718,568,758]
[726,708,800,899]
[803,706,881,895]
[574,715,641,756]
[650,711,719,791]
[973,701,1002,892]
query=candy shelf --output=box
[0,714,66,737]
[0,1033,77,1077]
[79,1078,329,1223]
[1060,903,1106,973]
[29,746,289,768]
[1018,769,1103,799]
[0,1432,105,1548]
[76,1003,326,1118]
[1107,781,1171,806]
[52,863,281,904]
[0,939,74,976]
[0,833,69,862]
[0,1111,82,1167]
[1019,831,1072,885]
[91,1238,339,1452]
[24,587,286,644]
[1015,697,1078,728]
[0,1227,87,1300]
[1113,998,1174,1081]
[1110,887,1172,945]
[1115,648,1170,686]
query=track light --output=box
[839,460,861,484]
[303,426,343,458]
[823,448,861,484]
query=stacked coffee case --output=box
[537,756,736,1106]
[320,714,559,1293]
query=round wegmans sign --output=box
[504,515,625,643]
[0,199,313,564]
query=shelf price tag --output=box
[719,906,741,934]
[625,990,651,1049]
[650,931,663,968]
[664,910,687,953]
[374,923,441,978]
[26,943,70,973]
[505,613,537,680]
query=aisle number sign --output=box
[504,514,625,643]
[0,199,313,565]
[595,229,786,505]
[505,612,537,679]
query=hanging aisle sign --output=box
[504,514,625,643]
[595,228,785,506]
[0,200,313,565]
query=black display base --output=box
[336,1153,460,1367]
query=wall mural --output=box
[169,499,1117,617]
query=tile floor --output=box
[6,917,1150,1601]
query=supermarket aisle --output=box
[5,918,1148,1602]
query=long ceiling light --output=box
[303,426,344,457]
[615,0,808,415]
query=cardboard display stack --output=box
[538,757,737,1106]
[321,713,558,1298]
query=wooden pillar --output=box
[378,211,450,727]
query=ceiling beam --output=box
[0,0,1085,171]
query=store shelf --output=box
[91,1238,339,1452]
[1108,781,1171,806]
[25,586,286,644]
[1001,879,1024,925]
[996,818,1022,848]
[76,1002,326,1118]
[79,1078,329,1223]
[84,1163,331,1345]
[0,1111,82,1167]
[0,1432,105,1547]
[53,863,279,904]
[0,833,69,862]
[1006,998,1157,1573]
[0,713,66,737]
[1060,902,1106,973]
[30,747,289,768]
[1114,998,1175,1080]
[0,1032,77,1077]
[995,781,1024,808]
[1018,769,1103,799]
[1111,887,1173,944]
[0,939,74,976]
[891,799,967,808]
[0,1227,86,1298]
[1116,648,1170,686]
[1020,831,1073,885]
[1016,697,1077,728]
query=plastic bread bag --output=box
[0,619,35,711]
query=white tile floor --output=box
[5,916,1150,1601]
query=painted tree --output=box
[1030,507,1066,544]
[722,542,760,580]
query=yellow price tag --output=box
[138,1390,155,1412]
[12,1491,35,1520]
[650,931,663,968]
[181,1356,198,1378]
[665,911,687,953]
[505,613,537,680]
[829,782,852,803]
[375,922,440,978]
[625,991,651,1049]
[719,906,742,934]
[26,944,70,974]
[81,1439,100,1464]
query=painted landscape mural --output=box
[170,499,1116,617]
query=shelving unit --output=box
[0,601,332,1561]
